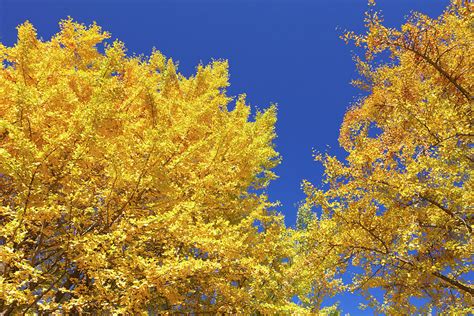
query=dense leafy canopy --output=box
[1,1,472,315]
[0,19,311,314]
[301,1,473,314]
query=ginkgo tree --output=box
[1,1,472,314]
[301,1,473,314]
[0,19,310,314]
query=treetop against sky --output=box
[0,0,472,314]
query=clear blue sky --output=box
[0,0,448,313]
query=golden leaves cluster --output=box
[0,19,307,314]
[302,2,473,314]
[2,0,472,314]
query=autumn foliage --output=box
[302,2,473,314]
[0,19,308,314]
[0,0,472,315]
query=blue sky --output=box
[0,0,449,313]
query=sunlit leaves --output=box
[302,1,473,313]
[0,19,301,314]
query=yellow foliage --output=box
[2,1,472,314]
[302,2,473,314]
[0,19,304,314]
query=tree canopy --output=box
[0,19,309,314]
[301,1,473,314]
[1,1,472,314]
